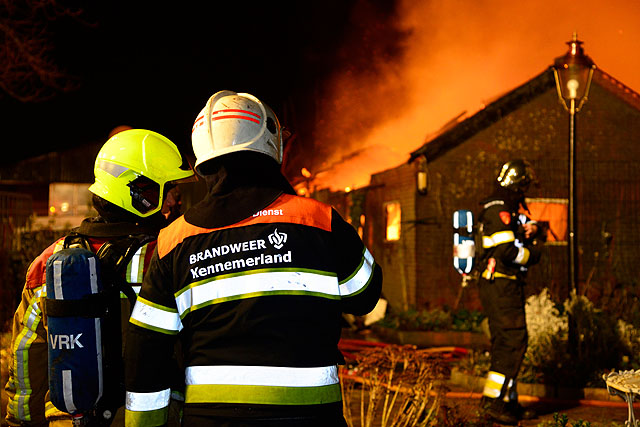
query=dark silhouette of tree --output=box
[0,0,84,102]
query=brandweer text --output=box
[189,239,266,264]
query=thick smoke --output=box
[288,0,640,192]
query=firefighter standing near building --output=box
[124,90,383,426]
[477,159,544,425]
[4,129,193,426]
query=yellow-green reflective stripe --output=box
[483,371,506,398]
[10,287,44,421]
[482,230,515,248]
[120,285,141,298]
[130,297,181,333]
[185,383,342,405]
[125,407,168,427]
[175,270,339,318]
[129,317,179,335]
[339,248,374,297]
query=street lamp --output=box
[553,33,596,295]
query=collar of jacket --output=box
[75,216,160,238]
[480,186,525,211]
[185,152,296,229]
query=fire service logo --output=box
[268,229,287,249]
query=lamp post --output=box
[552,33,596,296]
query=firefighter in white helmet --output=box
[124,91,383,426]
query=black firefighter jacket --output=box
[124,154,383,425]
[478,188,542,280]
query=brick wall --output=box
[368,77,640,311]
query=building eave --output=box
[409,67,556,164]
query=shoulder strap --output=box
[63,231,92,251]
[96,234,155,306]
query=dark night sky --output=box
[1,1,383,168]
[4,1,640,191]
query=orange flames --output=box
[289,0,640,193]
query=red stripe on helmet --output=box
[212,115,260,124]
[212,109,261,118]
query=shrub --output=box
[376,307,485,333]
[521,289,625,387]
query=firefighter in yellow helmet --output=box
[477,159,545,425]
[5,129,193,426]
[124,91,383,426]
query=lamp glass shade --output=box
[553,38,595,101]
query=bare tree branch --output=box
[0,0,85,102]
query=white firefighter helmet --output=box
[191,90,282,172]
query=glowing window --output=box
[48,183,93,217]
[522,198,568,244]
[384,201,401,241]
[358,214,365,239]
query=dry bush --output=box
[340,344,449,427]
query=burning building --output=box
[306,49,640,313]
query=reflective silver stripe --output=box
[53,261,63,298]
[129,247,143,283]
[62,370,77,413]
[95,317,103,401]
[89,256,98,294]
[176,271,339,317]
[339,248,374,296]
[514,247,530,265]
[126,388,171,411]
[98,160,129,178]
[185,365,339,387]
[130,298,182,333]
[482,230,515,248]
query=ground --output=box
[440,392,631,426]
[1,327,635,426]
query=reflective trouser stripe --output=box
[483,371,506,399]
[483,371,515,402]
[185,365,341,405]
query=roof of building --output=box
[408,66,640,164]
